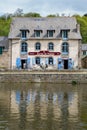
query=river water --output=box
[0,83,87,130]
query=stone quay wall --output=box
[0,71,87,83]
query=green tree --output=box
[24,12,41,17]
[74,15,87,43]
[13,8,23,17]
[47,14,57,17]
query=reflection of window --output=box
[49,57,53,64]
[35,57,40,64]
[35,42,41,50]
[62,42,69,54]
[47,30,54,37]
[21,42,27,53]
[62,30,68,39]
[48,42,54,50]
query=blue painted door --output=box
[58,58,63,70]
[68,58,73,69]
[16,58,21,69]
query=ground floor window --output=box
[35,57,40,65]
[48,57,53,65]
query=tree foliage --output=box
[74,15,87,43]
[13,8,23,17]
[0,18,11,36]
[47,14,57,17]
[24,12,41,17]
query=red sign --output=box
[28,50,61,55]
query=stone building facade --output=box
[8,17,82,70]
[0,37,9,69]
[81,44,87,68]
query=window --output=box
[35,57,40,64]
[35,42,41,50]
[62,30,68,39]
[0,46,5,55]
[83,51,86,55]
[35,31,40,37]
[62,42,69,54]
[48,57,53,65]
[0,47,2,54]
[21,30,27,38]
[21,42,27,54]
[48,42,54,50]
[47,30,54,37]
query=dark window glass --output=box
[48,42,54,50]
[35,43,41,50]
[62,42,69,54]
[36,57,40,64]
[22,31,27,38]
[0,47,2,54]
[48,57,53,65]
[48,31,53,37]
[21,42,27,53]
[35,31,40,37]
[62,30,68,39]
[83,51,86,55]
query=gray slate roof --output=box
[82,44,87,51]
[0,36,9,49]
[9,17,82,40]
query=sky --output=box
[0,0,87,16]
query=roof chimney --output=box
[76,24,80,33]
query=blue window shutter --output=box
[32,58,35,65]
[53,58,56,65]
[58,58,62,70]
[40,58,43,64]
[27,57,30,64]
[16,58,21,68]
[68,58,73,69]
[46,58,48,65]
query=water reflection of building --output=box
[40,92,48,120]
[10,91,19,115]
[26,90,36,121]
[53,93,62,120]
[68,92,78,121]
[10,89,79,123]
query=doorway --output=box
[21,59,27,69]
[64,59,68,69]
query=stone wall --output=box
[82,56,87,68]
[0,72,87,83]
[0,50,9,69]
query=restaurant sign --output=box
[28,50,61,55]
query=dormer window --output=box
[61,26,70,40]
[62,30,68,39]
[34,26,42,37]
[20,28,29,39]
[47,30,54,37]
[22,30,27,38]
[35,30,41,37]
[47,26,55,37]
